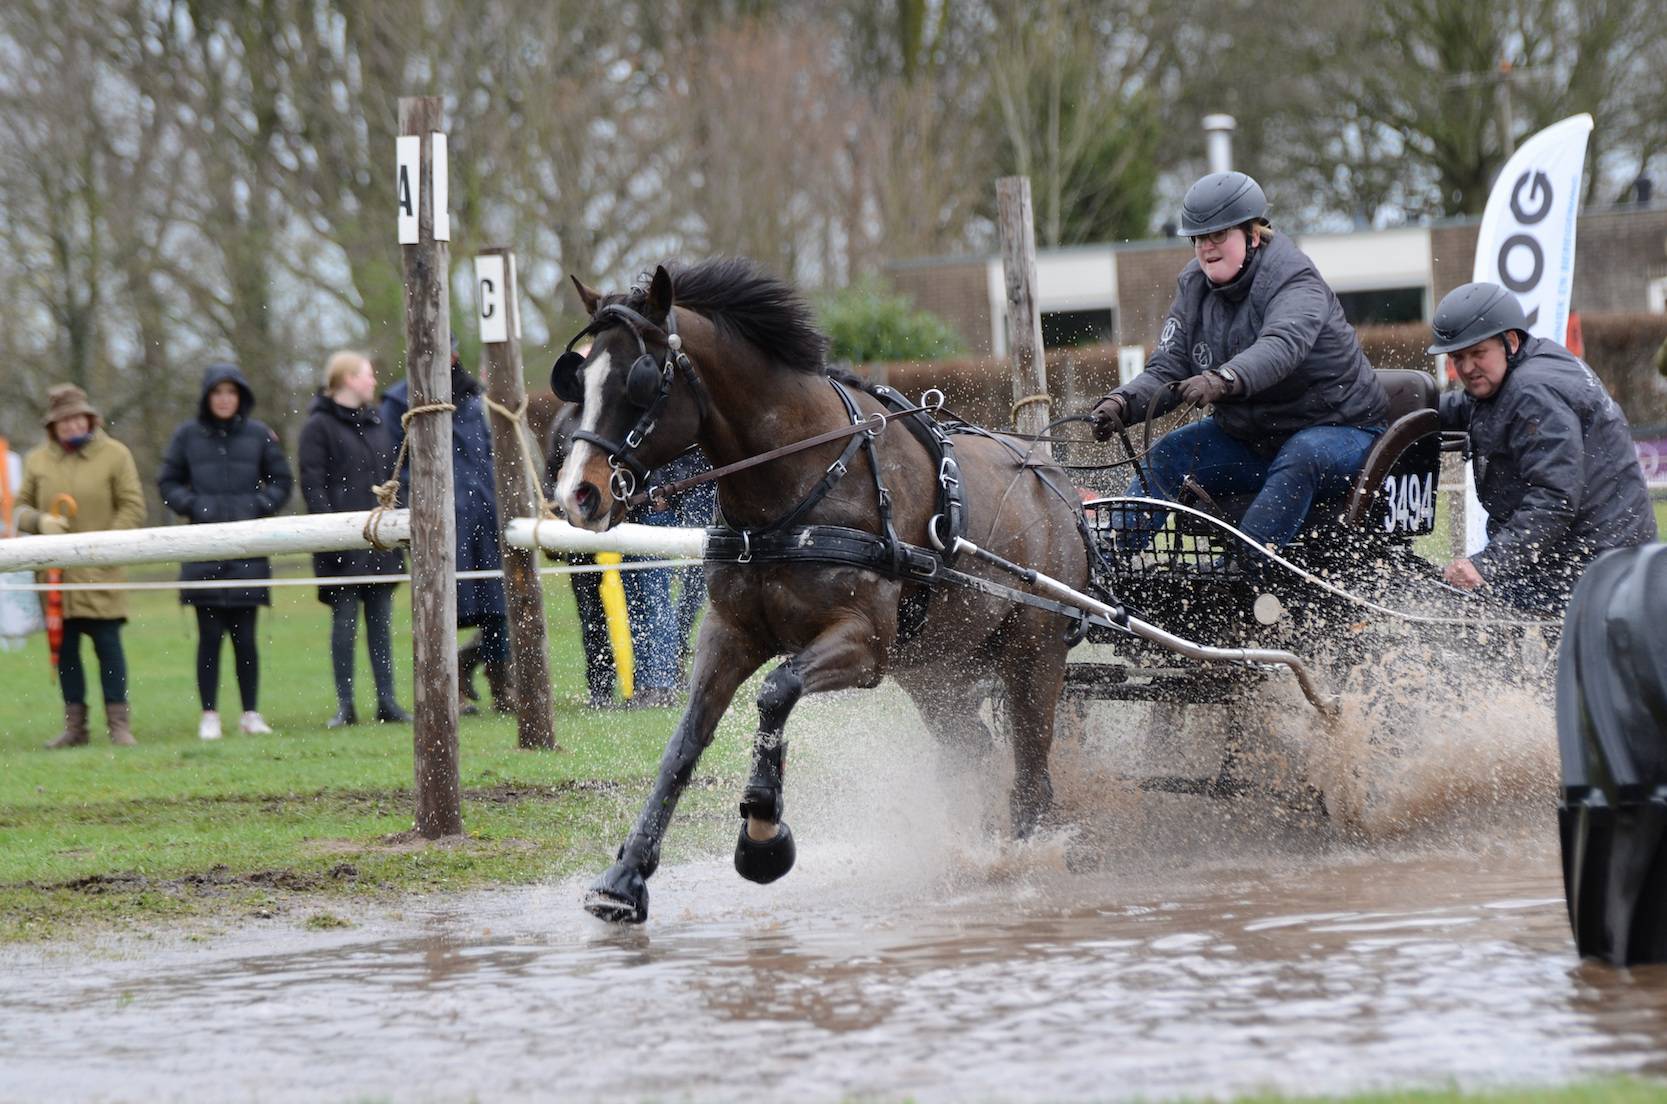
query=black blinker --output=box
[626,354,662,407]
[550,351,586,403]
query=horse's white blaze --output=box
[556,351,613,529]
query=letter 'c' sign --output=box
[475,254,508,344]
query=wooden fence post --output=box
[996,176,1051,444]
[399,95,462,838]
[476,245,557,751]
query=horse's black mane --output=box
[615,257,830,374]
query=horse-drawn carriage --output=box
[1057,367,1561,811]
[549,259,1558,923]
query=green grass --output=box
[1220,1082,1667,1103]
[0,556,748,943]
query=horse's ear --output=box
[570,275,601,317]
[646,265,673,323]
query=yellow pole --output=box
[595,552,634,699]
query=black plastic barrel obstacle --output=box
[1557,542,1667,965]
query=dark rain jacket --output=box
[157,364,294,607]
[297,392,405,601]
[1112,233,1388,451]
[382,368,506,627]
[1439,336,1657,603]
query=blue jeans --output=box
[1122,419,1381,549]
[623,504,682,691]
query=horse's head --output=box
[551,264,706,530]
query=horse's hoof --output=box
[582,862,648,923]
[734,820,796,884]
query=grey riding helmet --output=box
[1177,172,1269,236]
[1426,282,1528,355]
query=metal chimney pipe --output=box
[1203,114,1236,173]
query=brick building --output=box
[886,204,1667,362]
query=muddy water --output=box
[5,690,1667,1102]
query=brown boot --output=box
[106,702,136,746]
[45,704,90,749]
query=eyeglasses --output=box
[1190,229,1234,247]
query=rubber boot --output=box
[457,632,483,712]
[106,702,136,747]
[483,658,517,714]
[375,698,412,724]
[45,704,90,749]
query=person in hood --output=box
[14,384,147,748]
[158,363,294,740]
[1430,282,1657,614]
[382,335,513,714]
[298,351,411,728]
[1090,172,1389,556]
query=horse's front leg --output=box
[734,616,888,885]
[584,614,769,923]
[1000,620,1071,838]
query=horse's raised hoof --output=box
[734,820,796,884]
[582,861,648,923]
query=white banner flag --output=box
[1462,113,1593,554]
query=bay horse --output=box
[552,258,1088,923]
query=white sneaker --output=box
[240,711,273,735]
[198,712,222,741]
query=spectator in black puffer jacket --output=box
[298,351,412,729]
[158,362,294,741]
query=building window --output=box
[1335,287,1425,327]
[1647,276,1667,314]
[1041,308,1115,349]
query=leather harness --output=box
[556,305,1099,640]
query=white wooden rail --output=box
[503,518,706,558]
[0,511,713,573]
[0,510,411,573]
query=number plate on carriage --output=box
[1381,472,1436,534]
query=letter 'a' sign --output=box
[475,254,508,344]
[395,132,452,244]
[396,136,420,244]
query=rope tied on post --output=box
[480,393,562,555]
[362,401,456,550]
[1011,392,1052,423]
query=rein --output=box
[627,399,939,512]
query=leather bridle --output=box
[551,303,710,500]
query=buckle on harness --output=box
[938,457,960,489]
[905,547,941,580]
[737,530,753,564]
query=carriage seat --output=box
[1376,368,1438,423]
[1340,369,1442,529]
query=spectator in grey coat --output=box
[1090,171,1388,554]
[158,362,294,740]
[1430,282,1657,613]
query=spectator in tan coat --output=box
[13,384,147,747]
